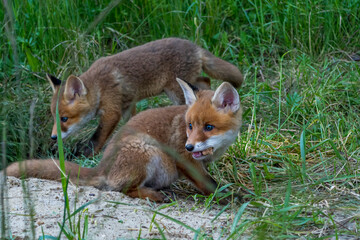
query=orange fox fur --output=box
[4,79,242,202]
[47,38,243,156]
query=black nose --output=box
[51,135,57,140]
[185,144,194,152]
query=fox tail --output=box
[4,159,104,187]
[201,49,243,88]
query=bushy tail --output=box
[201,49,243,88]
[5,159,103,187]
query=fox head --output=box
[177,78,242,161]
[47,74,96,140]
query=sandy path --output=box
[2,177,235,239]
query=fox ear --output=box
[176,78,197,105]
[64,75,87,101]
[212,82,240,113]
[46,74,62,93]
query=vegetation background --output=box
[1,0,360,239]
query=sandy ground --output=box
[2,176,359,239]
[1,176,236,239]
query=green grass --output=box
[1,0,360,239]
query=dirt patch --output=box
[2,177,236,239]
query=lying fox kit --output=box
[47,38,243,156]
[5,79,242,202]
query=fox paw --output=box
[160,189,177,203]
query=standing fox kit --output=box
[47,38,243,156]
[5,79,242,202]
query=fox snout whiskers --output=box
[185,141,215,160]
[185,143,212,153]
[51,130,71,140]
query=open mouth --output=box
[192,147,214,159]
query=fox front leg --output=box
[83,111,121,157]
[178,161,242,203]
[186,171,242,203]
[177,161,218,195]
[187,171,218,196]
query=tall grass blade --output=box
[300,130,307,181]
[38,235,58,240]
[230,201,250,233]
[55,91,74,238]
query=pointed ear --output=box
[212,82,240,113]
[64,75,87,101]
[176,78,197,106]
[46,74,62,93]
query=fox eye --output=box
[61,117,68,122]
[189,123,192,130]
[204,124,214,131]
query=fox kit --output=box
[5,79,242,202]
[47,38,243,156]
